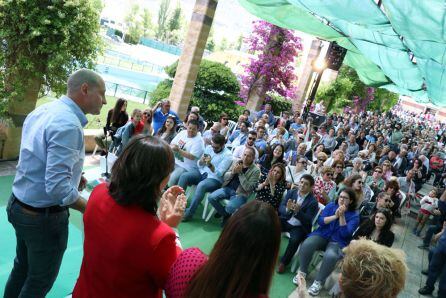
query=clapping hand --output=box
[158,186,187,228]
[233,162,243,174]
[338,205,346,216]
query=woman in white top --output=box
[285,157,308,189]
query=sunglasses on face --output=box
[248,137,256,140]
[325,173,333,177]
[222,118,228,120]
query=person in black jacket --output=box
[277,174,319,273]
[353,208,395,247]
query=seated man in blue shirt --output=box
[254,126,268,157]
[179,134,233,221]
[228,120,250,147]
[151,99,181,134]
[5,69,106,297]
[277,174,318,273]
[256,103,276,126]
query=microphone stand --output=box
[101,127,111,179]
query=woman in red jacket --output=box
[73,135,187,298]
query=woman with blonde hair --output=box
[339,239,406,297]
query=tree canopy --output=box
[0,0,102,122]
[316,65,399,113]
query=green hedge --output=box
[150,59,244,121]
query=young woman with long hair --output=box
[255,163,287,211]
[258,143,285,176]
[353,208,395,247]
[165,200,281,298]
[155,115,178,144]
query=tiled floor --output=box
[0,158,438,297]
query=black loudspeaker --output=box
[308,112,326,127]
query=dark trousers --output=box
[423,225,441,246]
[425,240,446,296]
[280,218,307,266]
[4,195,69,298]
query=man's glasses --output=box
[248,137,256,140]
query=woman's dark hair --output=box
[111,98,127,124]
[344,174,363,189]
[108,136,175,214]
[385,180,400,193]
[336,187,358,211]
[263,144,285,168]
[186,201,281,298]
[358,208,393,244]
[184,111,199,123]
[157,115,178,135]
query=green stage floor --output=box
[0,173,296,298]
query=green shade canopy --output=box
[239,0,446,106]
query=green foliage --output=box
[368,88,399,111]
[317,65,398,113]
[218,37,229,51]
[141,8,154,38]
[267,93,292,114]
[149,80,172,106]
[206,26,216,52]
[0,0,102,118]
[151,59,243,121]
[124,4,143,44]
[156,0,171,41]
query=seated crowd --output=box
[86,99,446,297]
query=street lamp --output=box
[303,51,327,120]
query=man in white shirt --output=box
[168,120,204,186]
[232,130,259,160]
[179,134,233,221]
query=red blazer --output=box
[73,183,180,298]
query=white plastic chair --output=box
[227,120,237,133]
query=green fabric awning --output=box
[239,0,446,106]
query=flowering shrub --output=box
[239,20,303,104]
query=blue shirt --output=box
[311,202,359,248]
[256,110,275,126]
[12,96,87,207]
[152,107,180,134]
[198,146,233,182]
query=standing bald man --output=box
[4,69,106,298]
